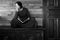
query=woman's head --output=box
[15,1,23,9]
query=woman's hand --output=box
[17,17,24,23]
[17,17,30,23]
[27,17,30,20]
[23,17,30,23]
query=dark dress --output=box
[7,8,38,40]
[11,7,37,28]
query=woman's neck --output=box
[16,8,23,12]
[19,8,23,11]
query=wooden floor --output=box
[0,28,46,40]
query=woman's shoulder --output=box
[23,7,28,10]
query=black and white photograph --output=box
[0,0,59,40]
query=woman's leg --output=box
[11,19,19,28]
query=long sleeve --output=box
[21,8,31,23]
[26,8,31,18]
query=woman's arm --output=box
[26,8,31,18]
[17,8,31,23]
[21,8,31,23]
[17,17,23,23]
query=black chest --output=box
[18,9,27,18]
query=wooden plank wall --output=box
[0,0,43,26]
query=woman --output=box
[11,1,37,28]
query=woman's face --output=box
[15,3,20,9]
[15,3,20,11]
